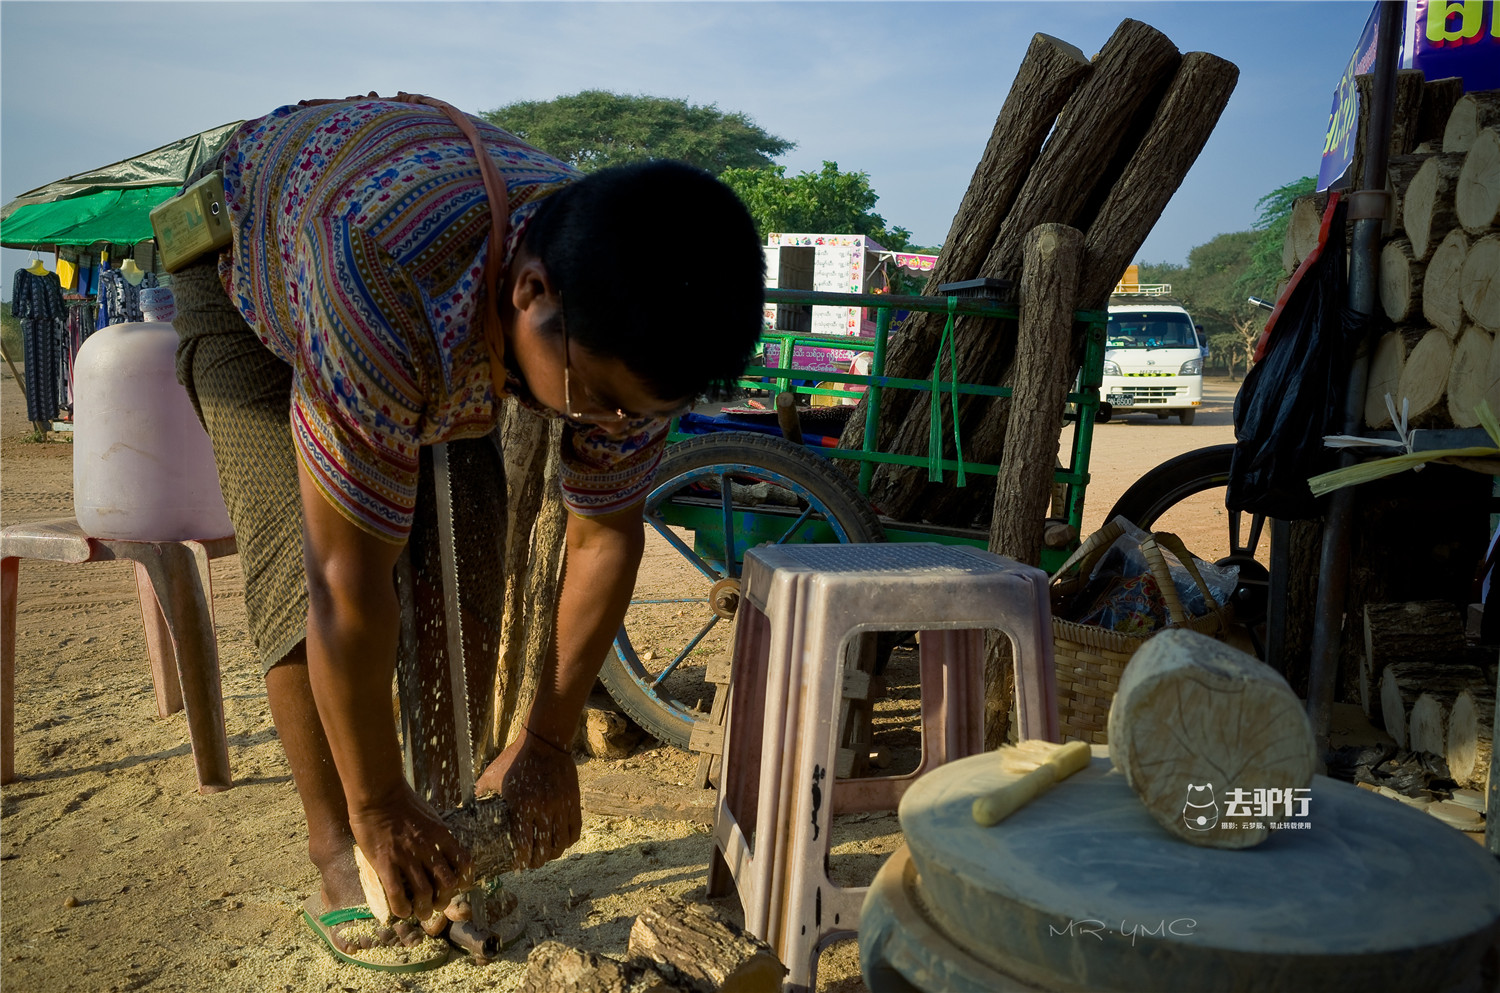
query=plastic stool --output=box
[707,543,1057,991]
[1,518,237,793]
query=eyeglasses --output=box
[561,320,694,426]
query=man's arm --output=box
[474,502,646,866]
[296,459,471,919]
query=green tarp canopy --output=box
[0,121,243,250]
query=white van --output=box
[1099,301,1205,425]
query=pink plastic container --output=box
[73,321,232,540]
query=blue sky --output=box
[1,1,1373,293]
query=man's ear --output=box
[510,256,555,314]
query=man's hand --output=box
[474,731,581,868]
[346,783,474,921]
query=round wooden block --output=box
[1107,629,1315,849]
[898,748,1500,993]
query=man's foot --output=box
[313,850,439,956]
[301,896,450,973]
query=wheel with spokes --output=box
[1106,444,1269,650]
[603,432,885,747]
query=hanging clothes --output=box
[95,265,158,328]
[62,295,97,411]
[11,267,66,422]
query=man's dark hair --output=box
[522,160,764,401]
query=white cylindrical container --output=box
[73,321,233,540]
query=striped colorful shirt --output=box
[219,99,667,542]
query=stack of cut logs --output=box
[1291,78,1500,430]
[1363,601,1494,796]
[835,19,1239,527]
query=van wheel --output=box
[1096,403,1112,424]
[1157,412,1169,420]
[1179,409,1197,425]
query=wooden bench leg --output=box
[133,543,231,793]
[134,561,184,718]
[2,556,17,785]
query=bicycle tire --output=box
[1107,444,1234,527]
[602,432,885,748]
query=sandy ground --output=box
[0,366,1241,992]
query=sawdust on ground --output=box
[0,365,1241,992]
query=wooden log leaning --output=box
[984,223,1081,748]
[1404,153,1466,260]
[1360,601,1465,721]
[852,19,1184,520]
[1075,52,1242,308]
[1423,229,1471,337]
[1460,235,1500,332]
[1448,327,1494,428]
[1443,91,1500,154]
[834,32,1092,458]
[1447,688,1495,790]
[1379,237,1425,324]
[989,224,1083,569]
[924,48,1239,528]
[1108,629,1315,850]
[1456,128,1500,234]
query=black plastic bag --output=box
[1228,194,1369,520]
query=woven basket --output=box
[1050,520,1227,744]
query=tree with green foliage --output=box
[1238,175,1316,303]
[719,161,913,251]
[481,90,793,176]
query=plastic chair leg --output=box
[134,542,231,793]
[2,555,17,785]
[134,561,184,719]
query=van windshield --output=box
[1107,311,1196,349]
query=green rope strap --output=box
[928,296,967,486]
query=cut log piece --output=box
[1417,77,1467,148]
[1447,688,1495,790]
[1460,235,1500,332]
[1488,330,1500,417]
[518,941,681,993]
[1448,327,1494,428]
[1396,329,1453,427]
[1360,601,1466,721]
[1404,153,1466,260]
[1107,628,1315,850]
[1423,229,1471,336]
[834,31,1092,459]
[628,898,786,993]
[1364,331,1406,429]
[1409,689,1462,757]
[1287,193,1329,272]
[1456,129,1500,233]
[1380,237,1425,323]
[845,19,1184,520]
[1381,661,1486,750]
[1443,91,1500,154]
[1389,153,1433,238]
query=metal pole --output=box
[1306,0,1405,762]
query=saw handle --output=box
[972,740,1092,826]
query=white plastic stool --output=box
[707,543,1058,991]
